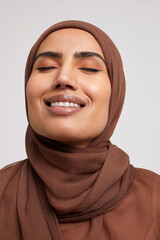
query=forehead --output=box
[36,28,104,57]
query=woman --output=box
[0,20,159,239]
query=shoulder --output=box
[0,160,25,178]
[133,167,160,194]
[134,167,159,178]
[134,167,160,184]
[0,160,26,197]
[133,167,160,221]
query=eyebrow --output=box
[74,51,105,64]
[33,51,62,64]
[33,51,105,64]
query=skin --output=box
[26,28,111,148]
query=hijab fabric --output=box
[0,20,134,239]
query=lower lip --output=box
[46,106,82,116]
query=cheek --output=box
[26,76,38,101]
[26,76,45,121]
[86,76,111,110]
[26,80,36,124]
[83,76,111,132]
[26,75,49,106]
[95,82,111,125]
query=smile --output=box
[50,102,81,108]
[44,94,86,116]
[45,94,85,108]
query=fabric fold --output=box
[25,125,134,220]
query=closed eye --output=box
[79,68,102,72]
[36,66,57,71]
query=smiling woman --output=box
[0,20,160,240]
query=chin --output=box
[39,128,91,148]
[56,138,91,148]
[33,121,104,148]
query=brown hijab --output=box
[0,20,134,239]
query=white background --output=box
[0,0,160,173]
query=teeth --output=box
[50,101,81,108]
[70,102,74,107]
[64,102,70,107]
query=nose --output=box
[54,65,78,91]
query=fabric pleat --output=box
[25,126,134,221]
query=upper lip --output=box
[45,94,86,107]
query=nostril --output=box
[56,83,73,89]
[66,85,73,89]
[56,84,61,88]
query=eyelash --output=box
[36,66,57,71]
[36,66,101,72]
[79,68,101,72]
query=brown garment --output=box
[59,168,160,239]
[0,162,160,239]
[0,20,160,239]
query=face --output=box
[26,28,111,148]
